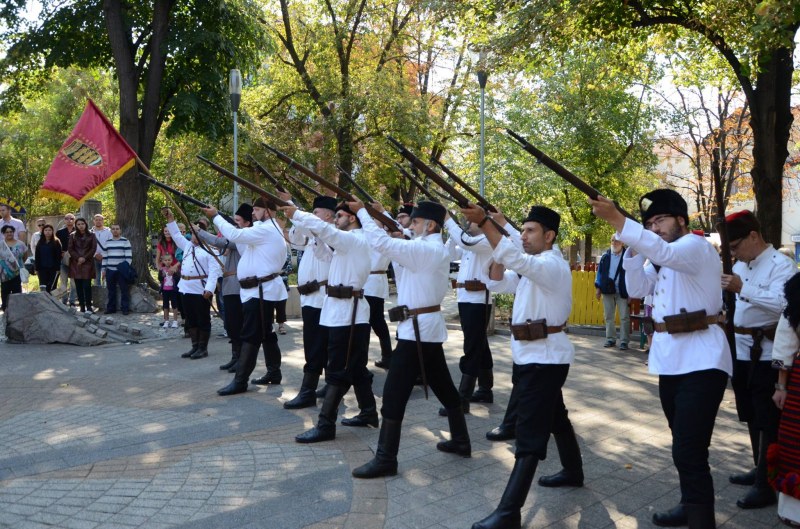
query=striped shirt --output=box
[102,237,133,271]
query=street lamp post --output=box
[229,69,242,212]
[476,50,488,196]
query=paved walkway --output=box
[0,291,787,529]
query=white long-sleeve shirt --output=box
[487,237,574,365]
[732,246,796,361]
[291,210,370,327]
[288,225,332,309]
[357,209,449,342]
[619,219,732,376]
[167,221,222,296]
[213,215,288,303]
[445,218,494,304]
[771,315,799,369]
[364,248,391,299]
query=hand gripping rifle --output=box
[386,136,510,237]
[245,155,313,209]
[505,129,637,221]
[261,142,403,234]
[197,155,291,208]
[433,160,521,233]
[141,173,235,225]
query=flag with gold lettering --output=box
[40,99,137,206]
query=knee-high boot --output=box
[252,343,282,385]
[729,423,759,485]
[341,374,379,427]
[471,455,538,529]
[736,431,777,509]
[190,330,209,359]
[352,418,402,478]
[284,373,320,410]
[537,423,584,487]
[439,374,476,416]
[181,328,199,358]
[295,384,348,443]
[685,503,716,529]
[471,369,494,403]
[220,342,240,371]
[217,341,259,396]
[436,407,471,457]
[487,383,519,441]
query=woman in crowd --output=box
[68,217,97,313]
[34,224,62,292]
[0,225,27,311]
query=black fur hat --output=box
[410,201,446,226]
[312,196,338,212]
[523,206,560,233]
[639,189,688,225]
[235,203,253,223]
[397,203,414,217]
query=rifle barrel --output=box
[197,155,290,207]
[141,173,234,224]
[336,166,375,203]
[245,154,286,193]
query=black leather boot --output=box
[352,418,402,479]
[471,369,494,403]
[685,503,716,529]
[374,356,391,369]
[217,342,258,396]
[284,373,320,410]
[487,383,519,441]
[729,423,759,486]
[437,407,471,457]
[182,328,199,358]
[538,424,584,487]
[736,431,777,509]
[190,330,209,359]
[341,374,379,427]
[295,384,347,443]
[439,374,476,416]
[252,343,282,385]
[219,342,240,370]
[652,504,687,527]
[471,455,538,529]
[316,383,328,399]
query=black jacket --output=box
[595,248,628,299]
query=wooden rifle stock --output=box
[141,173,235,224]
[261,142,403,234]
[386,136,510,237]
[197,155,291,207]
[505,129,637,221]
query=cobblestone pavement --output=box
[0,291,787,529]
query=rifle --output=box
[394,163,456,205]
[505,129,637,220]
[197,155,291,208]
[283,170,324,198]
[141,172,235,225]
[261,142,403,234]
[245,155,312,209]
[386,136,510,237]
[336,165,376,203]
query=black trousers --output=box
[301,306,328,375]
[222,294,243,348]
[514,363,572,459]
[74,278,92,309]
[366,295,393,358]
[241,297,278,347]
[732,359,781,431]
[324,323,371,388]
[38,267,59,293]
[274,299,287,324]
[458,302,493,376]
[381,339,461,421]
[1,275,22,311]
[659,369,728,506]
[183,293,212,332]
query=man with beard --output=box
[202,198,288,396]
[591,189,731,529]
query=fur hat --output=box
[312,196,338,212]
[725,210,760,241]
[523,206,560,234]
[397,203,414,217]
[253,197,276,211]
[410,201,446,226]
[235,203,253,224]
[639,189,688,226]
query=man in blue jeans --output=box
[595,235,630,350]
[101,224,133,315]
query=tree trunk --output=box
[749,46,794,248]
[584,233,593,264]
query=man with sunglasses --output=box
[591,189,731,529]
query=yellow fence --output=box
[569,270,641,326]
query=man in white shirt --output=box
[29,219,46,249]
[0,204,26,242]
[463,204,582,529]
[203,198,288,396]
[351,200,471,479]
[91,214,112,286]
[591,189,732,529]
[723,210,795,510]
[283,195,335,409]
[164,208,222,361]
[282,201,375,443]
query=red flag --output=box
[40,99,137,206]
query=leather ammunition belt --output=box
[297,279,327,295]
[181,275,208,281]
[510,319,565,341]
[326,284,364,299]
[370,270,388,275]
[239,273,279,289]
[653,311,724,334]
[223,271,237,277]
[388,304,441,322]
[734,325,777,342]
[456,280,487,292]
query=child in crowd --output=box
[158,253,180,328]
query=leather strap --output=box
[456,281,487,291]
[734,324,777,341]
[654,314,724,333]
[411,314,429,400]
[223,271,237,277]
[407,304,441,316]
[325,285,364,299]
[181,275,208,280]
[370,270,388,275]
[239,273,280,289]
